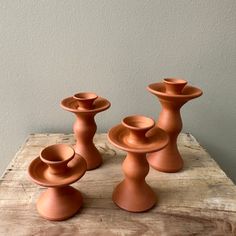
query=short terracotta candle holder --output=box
[61,92,111,170]
[28,144,87,221]
[108,115,168,212]
[147,78,203,172]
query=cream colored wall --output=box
[0,1,235,182]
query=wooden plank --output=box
[0,133,236,235]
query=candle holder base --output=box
[112,180,156,212]
[147,147,183,173]
[37,186,83,221]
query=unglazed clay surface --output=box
[108,115,168,212]
[61,92,111,170]
[147,78,202,172]
[28,144,87,221]
[28,155,86,188]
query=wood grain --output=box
[0,133,235,235]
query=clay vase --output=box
[147,78,203,172]
[61,92,111,170]
[28,144,87,221]
[108,115,169,212]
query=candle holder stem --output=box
[73,113,102,170]
[37,186,82,221]
[112,152,156,212]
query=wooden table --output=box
[0,133,236,235]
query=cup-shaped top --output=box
[40,144,75,175]
[163,78,188,95]
[73,92,98,110]
[122,115,155,145]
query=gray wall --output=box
[0,1,235,182]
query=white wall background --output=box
[0,0,235,182]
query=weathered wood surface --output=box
[0,133,236,236]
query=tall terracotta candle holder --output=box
[108,115,168,212]
[61,92,111,170]
[147,78,203,172]
[28,144,87,221]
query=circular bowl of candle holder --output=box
[61,92,111,170]
[147,78,202,172]
[28,144,87,221]
[108,115,169,212]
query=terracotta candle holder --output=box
[108,115,168,212]
[147,78,203,172]
[28,144,87,221]
[61,92,111,170]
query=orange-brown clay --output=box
[108,115,168,212]
[61,92,111,170]
[147,78,203,172]
[28,144,87,221]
